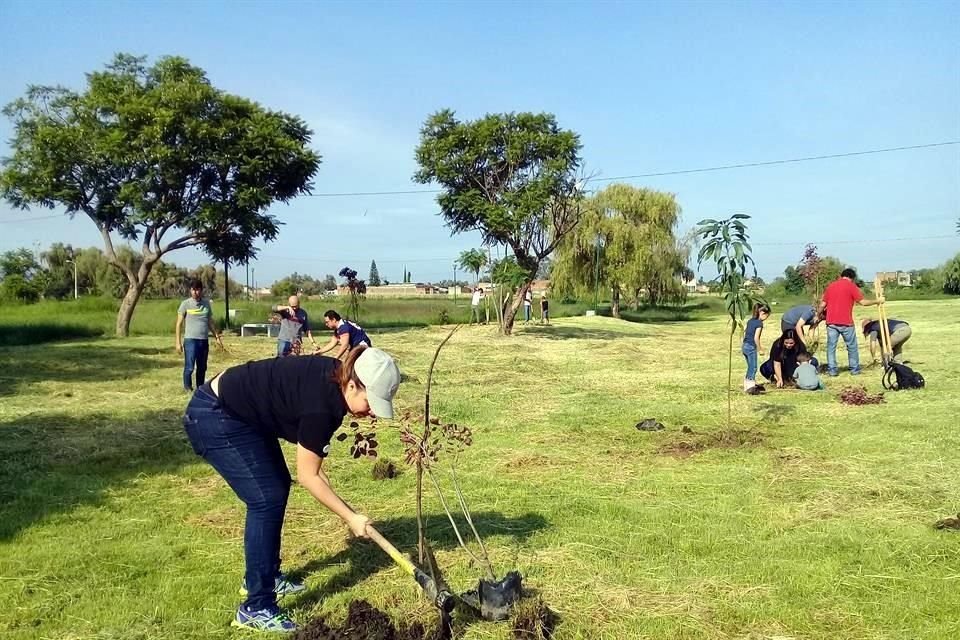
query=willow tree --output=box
[551,184,683,317]
[414,110,583,335]
[0,54,320,336]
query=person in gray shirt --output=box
[780,304,823,339]
[792,352,824,390]
[176,279,223,391]
[272,295,316,356]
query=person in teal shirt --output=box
[176,280,223,391]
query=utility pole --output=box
[246,261,250,301]
[453,263,457,305]
[224,260,231,328]
[65,258,78,300]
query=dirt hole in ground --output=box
[657,429,765,458]
[292,600,448,640]
[511,598,557,639]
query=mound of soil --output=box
[371,459,399,480]
[511,598,557,639]
[934,514,960,530]
[292,600,449,640]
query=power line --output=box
[592,141,960,182]
[299,140,960,198]
[0,213,65,225]
[0,141,955,216]
[258,234,958,266]
[753,234,956,247]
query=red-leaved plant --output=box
[839,385,885,405]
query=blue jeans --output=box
[827,324,860,375]
[183,385,291,611]
[742,343,758,381]
[524,305,531,322]
[183,338,209,390]
[277,340,294,357]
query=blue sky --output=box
[1,0,957,284]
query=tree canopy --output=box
[551,184,687,316]
[414,109,583,333]
[0,54,320,335]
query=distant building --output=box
[876,271,912,287]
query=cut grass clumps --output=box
[511,597,558,639]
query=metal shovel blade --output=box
[459,571,523,621]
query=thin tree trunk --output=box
[727,321,735,428]
[612,285,621,319]
[224,260,230,329]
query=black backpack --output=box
[882,362,925,391]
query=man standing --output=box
[523,288,533,323]
[176,279,223,392]
[862,317,912,364]
[821,268,884,377]
[780,303,823,340]
[470,287,485,325]
[272,295,316,357]
[315,310,372,359]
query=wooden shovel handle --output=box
[365,525,416,577]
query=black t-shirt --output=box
[218,355,347,457]
[769,337,810,380]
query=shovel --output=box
[365,525,455,618]
[365,525,523,623]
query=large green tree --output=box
[0,54,320,336]
[414,110,583,334]
[551,184,684,317]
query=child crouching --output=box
[792,352,824,390]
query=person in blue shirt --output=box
[315,310,372,359]
[742,303,770,393]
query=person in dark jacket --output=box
[182,346,400,632]
[759,329,818,388]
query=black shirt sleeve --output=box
[297,411,339,457]
[770,339,783,362]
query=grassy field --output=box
[1,299,958,639]
[0,295,615,346]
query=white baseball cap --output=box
[354,348,401,419]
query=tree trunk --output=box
[501,282,531,335]
[634,288,641,311]
[612,285,621,319]
[727,321,735,429]
[116,279,146,337]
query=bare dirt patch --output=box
[657,429,766,458]
[292,599,448,640]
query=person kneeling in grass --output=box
[182,346,401,633]
[792,352,824,390]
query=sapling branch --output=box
[425,466,489,573]
[450,458,495,579]
[417,324,461,562]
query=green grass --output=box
[1,299,958,639]
[0,295,600,345]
